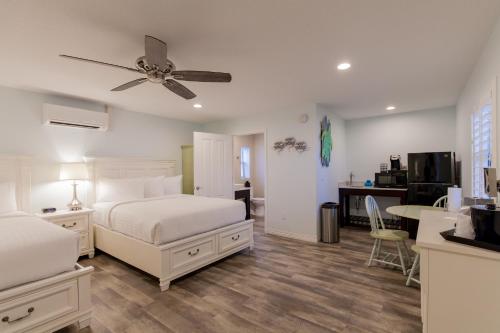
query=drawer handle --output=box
[188,248,200,256]
[2,307,35,324]
[62,222,77,228]
[231,234,240,241]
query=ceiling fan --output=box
[60,35,232,100]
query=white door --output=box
[193,132,233,198]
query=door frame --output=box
[231,129,269,233]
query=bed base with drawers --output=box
[94,219,254,291]
[0,264,93,333]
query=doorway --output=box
[233,132,267,228]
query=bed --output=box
[0,156,93,333]
[0,212,79,291]
[86,157,254,291]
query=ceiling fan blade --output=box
[163,79,196,100]
[111,78,148,91]
[145,35,168,71]
[60,54,140,73]
[171,70,232,82]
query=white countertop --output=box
[417,210,500,261]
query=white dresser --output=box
[417,210,500,333]
[36,208,95,258]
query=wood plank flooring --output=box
[58,219,422,333]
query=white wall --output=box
[253,133,265,198]
[457,17,500,197]
[346,106,456,182]
[0,85,200,212]
[203,103,319,242]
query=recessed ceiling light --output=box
[193,103,202,109]
[337,62,351,71]
[386,105,396,111]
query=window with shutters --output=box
[472,86,496,197]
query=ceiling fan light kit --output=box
[60,35,232,100]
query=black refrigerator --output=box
[407,152,455,205]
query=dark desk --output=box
[339,186,410,235]
[235,189,251,220]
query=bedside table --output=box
[36,208,95,258]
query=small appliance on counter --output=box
[469,168,500,244]
[390,155,401,170]
[471,205,500,245]
[374,170,407,188]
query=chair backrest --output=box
[433,195,448,208]
[365,195,385,232]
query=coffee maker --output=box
[390,155,401,171]
[470,168,500,244]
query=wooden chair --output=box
[365,195,410,275]
[406,195,448,286]
[433,195,448,208]
[406,245,420,286]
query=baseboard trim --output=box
[266,227,317,243]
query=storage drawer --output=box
[79,233,90,251]
[50,215,88,232]
[219,226,251,253]
[171,236,216,272]
[0,281,78,333]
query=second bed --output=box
[87,157,254,291]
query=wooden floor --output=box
[59,219,422,333]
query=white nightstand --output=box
[36,208,95,258]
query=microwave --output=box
[375,170,407,188]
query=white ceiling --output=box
[0,0,499,122]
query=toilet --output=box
[251,197,265,217]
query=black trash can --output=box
[321,202,339,243]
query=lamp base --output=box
[68,200,83,211]
[67,182,83,211]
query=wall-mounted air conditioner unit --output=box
[42,104,109,131]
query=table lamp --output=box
[60,163,89,211]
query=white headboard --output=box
[84,156,177,205]
[0,156,31,212]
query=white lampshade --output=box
[59,163,89,181]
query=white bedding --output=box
[0,212,79,291]
[93,195,246,245]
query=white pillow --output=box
[164,175,183,195]
[144,176,165,198]
[0,182,17,214]
[97,178,145,203]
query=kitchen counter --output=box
[338,185,407,191]
[418,210,500,332]
[338,185,408,232]
[417,210,500,260]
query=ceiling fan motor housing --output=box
[135,56,175,83]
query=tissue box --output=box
[464,197,494,206]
